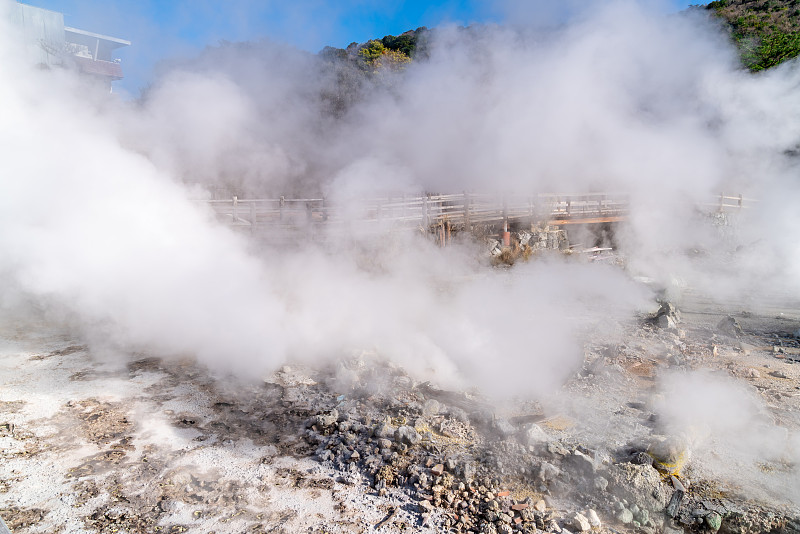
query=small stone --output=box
[617,508,634,524]
[666,477,686,518]
[374,422,394,439]
[717,315,743,336]
[634,507,649,525]
[431,464,444,477]
[395,425,420,446]
[315,410,338,428]
[511,503,528,511]
[586,509,601,528]
[706,512,722,531]
[745,368,761,379]
[533,500,546,512]
[569,512,591,532]
[524,423,550,445]
[377,438,392,450]
[423,399,441,416]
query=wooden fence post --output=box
[464,191,471,232]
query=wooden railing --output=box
[203,192,748,231]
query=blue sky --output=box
[22,0,698,96]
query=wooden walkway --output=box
[204,192,749,232]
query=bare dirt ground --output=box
[1,285,800,534]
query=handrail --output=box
[199,192,748,230]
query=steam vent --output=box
[1,1,800,533]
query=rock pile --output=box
[299,357,693,534]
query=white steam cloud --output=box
[656,370,800,505]
[2,0,800,505]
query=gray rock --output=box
[315,410,339,428]
[657,314,677,330]
[536,461,561,484]
[374,422,394,439]
[706,512,722,531]
[423,399,441,417]
[586,509,601,528]
[606,462,670,511]
[653,302,681,329]
[717,315,743,336]
[395,425,420,446]
[494,418,516,438]
[462,461,477,482]
[523,423,550,445]
[566,450,595,474]
[665,477,686,518]
[569,512,591,532]
[634,507,649,525]
[617,508,634,524]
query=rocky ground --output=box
[1,282,800,533]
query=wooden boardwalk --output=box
[204,192,749,233]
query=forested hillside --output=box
[327,2,800,75]
[706,0,800,70]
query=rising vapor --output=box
[2,0,800,504]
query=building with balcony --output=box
[10,2,130,87]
